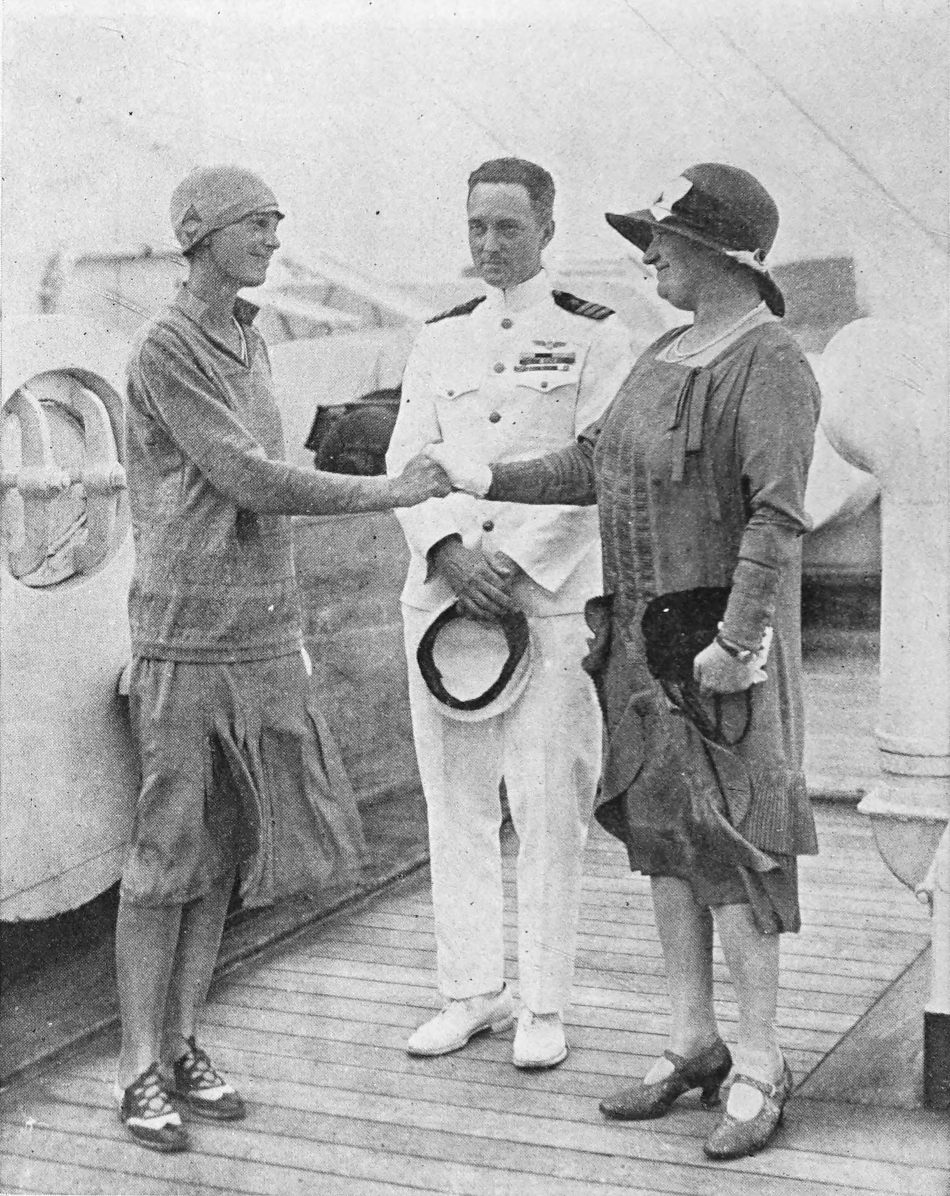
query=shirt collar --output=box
[482,268,551,314]
[174,284,260,331]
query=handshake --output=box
[422,443,493,498]
[389,445,511,618]
[388,444,492,507]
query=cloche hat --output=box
[606,163,785,316]
[171,165,283,253]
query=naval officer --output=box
[386,157,631,1068]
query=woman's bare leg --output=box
[645,875,720,1082]
[160,872,234,1066]
[115,899,182,1088]
[715,901,784,1117]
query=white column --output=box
[815,318,949,1108]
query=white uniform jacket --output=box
[387,270,632,617]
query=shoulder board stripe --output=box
[425,295,487,324]
[552,290,615,320]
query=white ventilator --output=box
[1,316,135,919]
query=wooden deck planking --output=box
[335,899,930,939]
[300,893,928,956]
[798,948,932,1108]
[2,1107,930,1196]
[248,939,921,999]
[267,921,921,978]
[130,1005,828,1082]
[221,963,874,1022]
[7,1059,949,1196]
[238,948,897,1007]
[222,954,864,1035]
[7,1060,947,1196]
[333,880,933,931]
[1,805,946,1196]
[147,1017,798,1103]
[237,948,870,1024]
[276,915,920,982]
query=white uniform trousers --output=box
[402,607,602,1013]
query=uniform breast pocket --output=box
[433,375,482,435]
[512,370,581,448]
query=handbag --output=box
[641,586,731,684]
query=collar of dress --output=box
[174,284,260,333]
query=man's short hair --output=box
[467,158,555,225]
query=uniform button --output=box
[488,411,501,423]
[447,389,455,397]
[482,520,495,532]
[493,362,505,373]
[500,317,513,330]
[540,380,548,389]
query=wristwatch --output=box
[715,632,757,665]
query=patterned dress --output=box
[489,321,821,932]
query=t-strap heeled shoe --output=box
[703,1060,793,1159]
[600,1039,733,1120]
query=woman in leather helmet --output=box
[429,163,820,1161]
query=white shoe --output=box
[513,1009,568,1069]
[407,985,515,1057]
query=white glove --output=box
[694,626,773,693]
[424,442,492,498]
[749,625,773,684]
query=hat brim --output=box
[605,210,785,317]
[605,208,657,252]
[211,203,284,234]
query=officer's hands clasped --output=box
[432,539,520,621]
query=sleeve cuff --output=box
[721,557,781,649]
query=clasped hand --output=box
[433,539,522,621]
[390,451,452,506]
[423,442,492,497]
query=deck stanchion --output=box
[917,824,950,1108]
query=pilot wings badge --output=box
[515,341,578,373]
